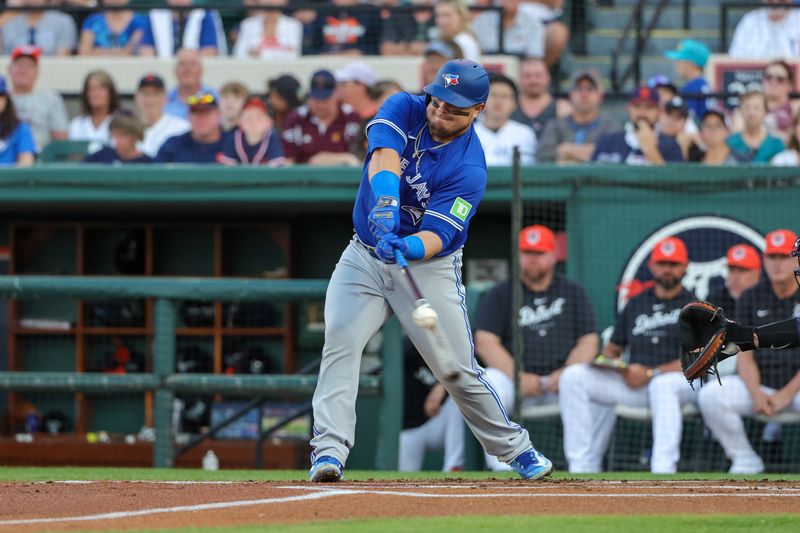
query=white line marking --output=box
[0,489,351,527]
[278,486,800,498]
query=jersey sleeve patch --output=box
[449,197,473,222]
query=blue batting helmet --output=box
[423,59,489,108]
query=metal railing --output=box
[610,0,671,92]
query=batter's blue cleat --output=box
[309,456,344,482]
[509,448,553,480]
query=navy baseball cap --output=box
[138,74,165,91]
[629,86,659,106]
[664,95,688,117]
[309,70,336,100]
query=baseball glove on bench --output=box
[677,301,755,386]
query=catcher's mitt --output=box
[677,301,755,386]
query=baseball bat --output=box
[395,250,461,382]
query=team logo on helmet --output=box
[660,241,675,256]
[771,233,785,247]
[527,230,541,245]
[442,73,459,88]
[732,245,747,261]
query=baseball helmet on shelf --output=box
[423,59,489,108]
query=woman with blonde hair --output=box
[68,70,121,145]
[433,0,480,61]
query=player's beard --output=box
[654,273,682,291]
[427,118,472,143]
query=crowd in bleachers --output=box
[0,0,799,168]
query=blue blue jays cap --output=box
[423,59,489,108]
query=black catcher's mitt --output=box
[677,301,754,386]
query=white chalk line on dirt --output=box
[3,485,799,527]
[0,490,350,527]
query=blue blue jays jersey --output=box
[353,93,487,256]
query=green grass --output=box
[94,515,800,533]
[2,466,800,482]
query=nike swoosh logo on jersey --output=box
[756,309,769,318]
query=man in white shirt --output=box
[472,0,546,59]
[474,73,537,166]
[134,74,191,157]
[728,0,800,58]
[7,45,68,151]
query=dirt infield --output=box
[1,479,799,531]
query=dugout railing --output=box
[0,276,402,469]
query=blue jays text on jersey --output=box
[353,92,488,257]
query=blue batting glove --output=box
[367,195,399,238]
[374,233,398,264]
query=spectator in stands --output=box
[760,61,800,144]
[267,74,302,131]
[281,69,362,166]
[0,0,77,56]
[77,0,150,56]
[420,40,463,87]
[699,229,800,475]
[163,48,220,120]
[472,0,545,59]
[474,225,597,471]
[374,79,403,107]
[474,73,536,166]
[219,97,285,166]
[511,57,571,138]
[537,69,621,164]
[772,111,800,166]
[140,0,227,58]
[84,112,153,164]
[592,87,683,165]
[0,75,36,167]
[707,244,762,315]
[664,39,713,121]
[306,0,382,56]
[219,82,250,133]
[233,0,302,60]
[134,74,191,158]
[380,0,435,56]
[156,92,228,163]
[727,90,785,163]
[399,338,464,472]
[728,0,800,59]
[335,61,379,121]
[7,46,68,150]
[647,74,680,108]
[68,70,120,145]
[688,110,738,165]
[431,0,480,61]
[658,96,693,160]
[561,237,698,474]
[519,0,570,66]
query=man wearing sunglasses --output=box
[155,91,228,163]
[308,59,553,483]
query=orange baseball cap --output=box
[649,236,688,265]
[11,45,41,63]
[727,244,761,271]
[765,229,797,255]
[519,225,555,253]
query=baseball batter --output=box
[308,59,552,482]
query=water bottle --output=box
[202,449,219,471]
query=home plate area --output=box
[1,479,799,531]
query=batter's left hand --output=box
[374,233,409,264]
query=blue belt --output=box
[354,235,378,259]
